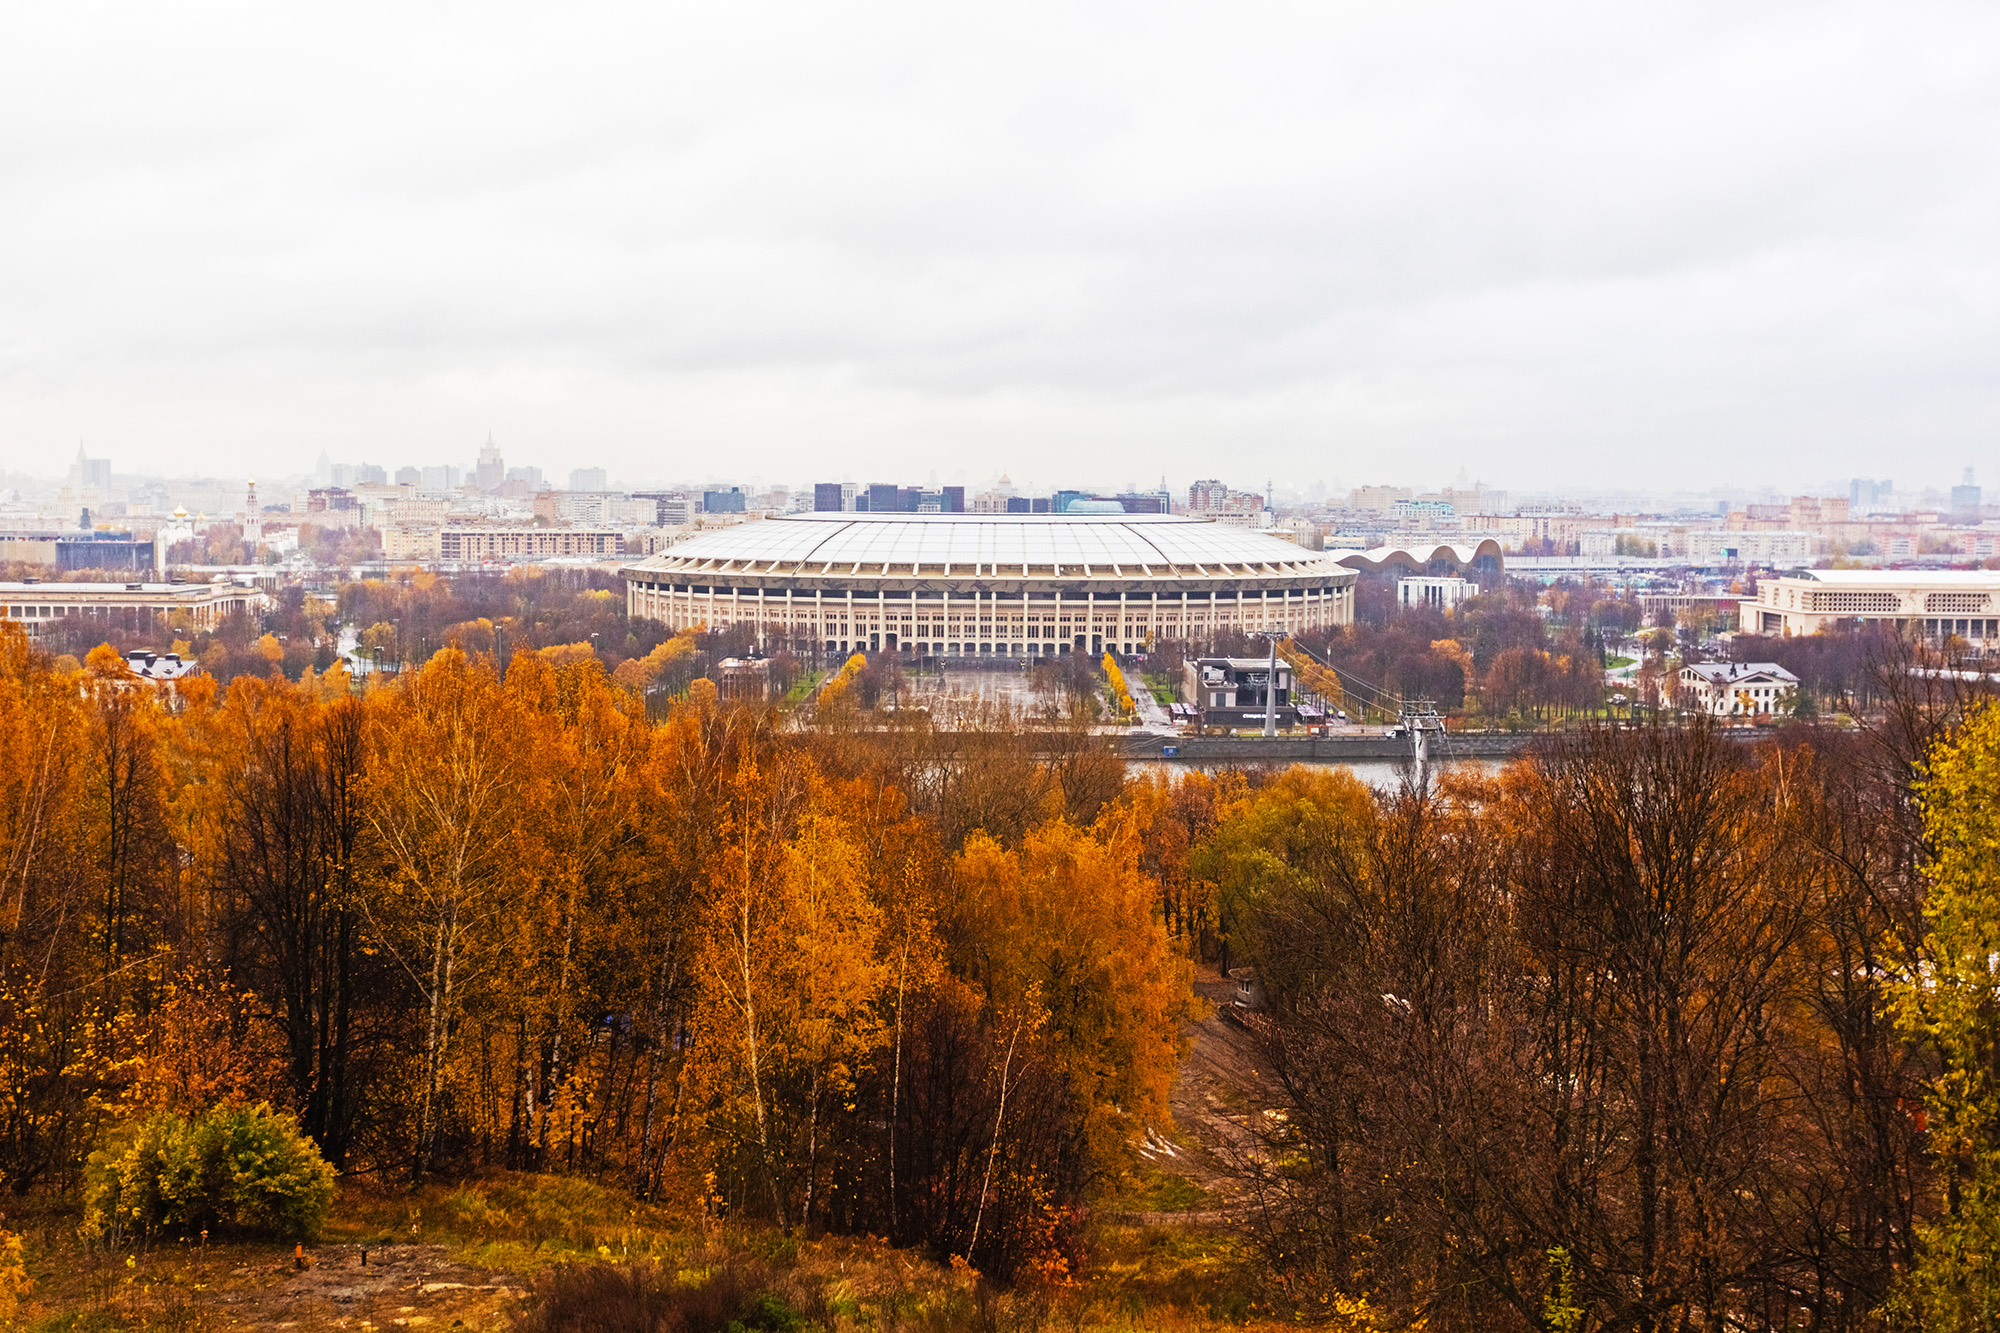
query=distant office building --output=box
[810,481,870,512]
[475,435,505,490]
[942,486,965,513]
[570,467,609,492]
[702,488,747,514]
[507,465,544,489]
[1117,492,1171,515]
[395,466,422,487]
[1850,477,1895,514]
[866,483,900,514]
[1952,469,1983,524]
[632,492,691,526]
[329,461,386,487]
[420,465,461,491]
[69,446,113,494]
[56,534,155,572]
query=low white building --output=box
[1679,661,1799,717]
[1738,569,2000,643]
[0,580,269,635]
[1397,575,1480,610]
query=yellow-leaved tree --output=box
[1891,701,2000,1330]
[953,817,1194,1163]
[504,648,652,1168]
[689,758,887,1228]
[361,648,526,1180]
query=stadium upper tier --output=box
[622,513,1355,659]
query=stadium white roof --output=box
[637,513,1339,573]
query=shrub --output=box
[0,1229,30,1319]
[82,1103,337,1245]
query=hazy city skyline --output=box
[3,2,1997,488]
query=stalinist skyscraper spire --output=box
[475,432,505,491]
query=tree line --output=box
[1215,662,2000,1330]
[6,611,2000,1324]
[0,622,1197,1279]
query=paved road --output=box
[1122,670,1179,734]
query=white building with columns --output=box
[622,513,1355,659]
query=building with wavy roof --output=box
[622,513,1354,659]
[1329,539,1506,578]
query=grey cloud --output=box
[1,0,1997,488]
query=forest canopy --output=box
[3,614,1999,1330]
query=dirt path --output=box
[168,1241,526,1330]
[1123,966,1286,1225]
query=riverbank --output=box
[1121,731,1541,761]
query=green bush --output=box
[83,1103,336,1245]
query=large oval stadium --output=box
[622,513,1356,659]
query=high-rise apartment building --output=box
[1188,479,1228,512]
[570,467,609,492]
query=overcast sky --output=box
[2,1,1996,494]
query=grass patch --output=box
[782,670,829,705]
[1110,1161,1213,1214]
[16,1167,1294,1333]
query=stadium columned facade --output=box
[622,513,1356,659]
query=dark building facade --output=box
[57,535,155,572]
